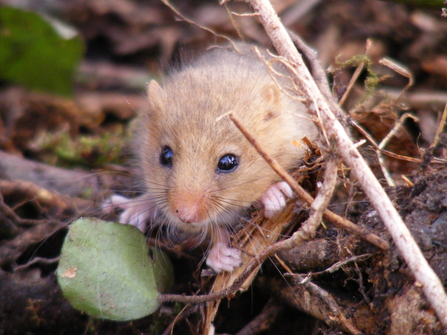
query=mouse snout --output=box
[175,206,200,223]
[170,191,209,224]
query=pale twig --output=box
[431,103,447,148]
[287,30,348,130]
[421,102,447,170]
[14,256,60,271]
[377,113,419,187]
[379,57,414,103]
[231,11,260,17]
[350,120,422,163]
[312,254,372,275]
[222,113,389,251]
[246,0,447,328]
[159,115,382,306]
[253,47,305,102]
[225,4,244,40]
[360,57,415,186]
[160,0,238,51]
[376,151,394,187]
[338,40,371,107]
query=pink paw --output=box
[102,194,155,232]
[206,242,242,273]
[260,181,294,218]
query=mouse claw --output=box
[206,242,243,273]
[102,194,156,232]
[261,181,294,219]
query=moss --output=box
[40,126,130,168]
[331,54,380,103]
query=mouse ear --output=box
[147,80,165,113]
[261,83,282,120]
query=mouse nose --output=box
[175,206,200,223]
[171,190,208,223]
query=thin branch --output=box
[312,254,372,275]
[224,112,389,251]
[338,40,371,107]
[287,30,350,137]
[432,103,447,148]
[379,57,414,103]
[231,11,260,17]
[160,0,239,51]
[244,0,447,328]
[350,120,422,163]
[421,102,447,170]
[159,116,382,305]
[377,113,419,186]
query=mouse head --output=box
[138,65,308,236]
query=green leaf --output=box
[57,218,173,321]
[150,247,175,294]
[0,6,84,96]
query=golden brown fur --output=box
[137,44,318,239]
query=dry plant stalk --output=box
[226,112,389,251]
[431,102,447,148]
[351,120,423,163]
[240,0,447,328]
[157,0,386,310]
[338,39,372,107]
[203,181,298,332]
[379,57,414,102]
[158,148,345,305]
[202,110,386,333]
[377,113,419,187]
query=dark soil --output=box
[1,0,446,334]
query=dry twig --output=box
[238,0,447,328]
[224,112,388,250]
[377,113,419,186]
[159,118,385,307]
[160,0,238,50]
[350,120,423,163]
[432,103,447,148]
[338,40,371,107]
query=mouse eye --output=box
[217,154,239,173]
[160,146,173,167]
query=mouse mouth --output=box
[166,215,212,234]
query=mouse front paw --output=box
[260,181,294,218]
[206,242,242,273]
[102,194,155,232]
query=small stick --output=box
[421,102,447,170]
[432,102,447,148]
[245,0,447,327]
[377,113,419,187]
[379,57,414,102]
[226,112,389,251]
[338,40,371,107]
[159,149,342,304]
[231,11,260,17]
[160,0,239,51]
[351,120,422,163]
[312,254,372,275]
[378,113,419,151]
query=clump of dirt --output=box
[354,165,447,334]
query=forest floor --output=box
[0,0,447,334]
